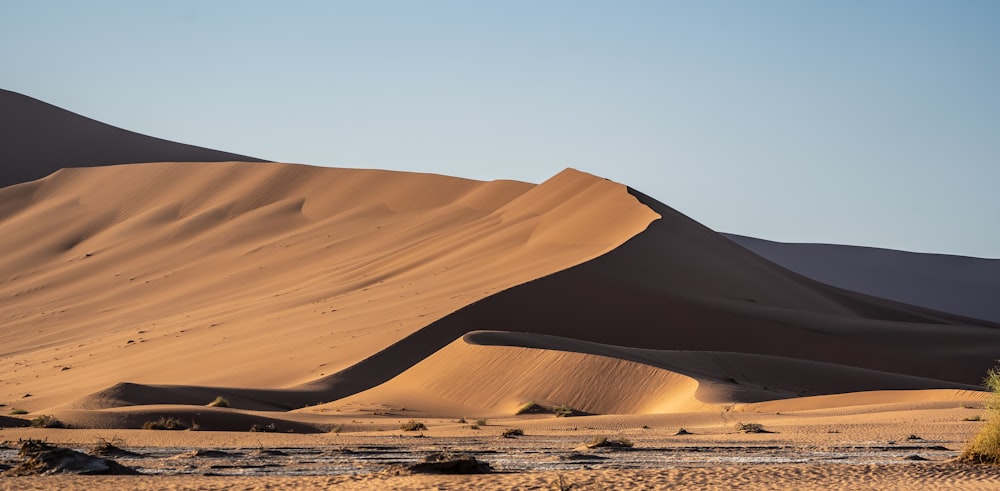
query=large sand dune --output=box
[0,89,263,189]
[0,163,659,415]
[2,161,996,428]
[1,91,997,440]
[726,233,1000,323]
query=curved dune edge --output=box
[299,330,984,418]
[25,330,989,431]
[733,389,987,415]
[301,333,710,417]
[2,163,659,412]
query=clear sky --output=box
[2,1,998,257]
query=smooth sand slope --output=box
[317,330,981,418]
[726,233,1000,323]
[0,89,263,189]
[0,163,659,419]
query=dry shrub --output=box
[584,436,633,449]
[142,417,187,431]
[207,396,230,408]
[30,415,64,428]
[400,420,427,431]
[961,366,1000,464]
[501,428,524,438]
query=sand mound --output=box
[312,333,707,417]
[306,331,982,418]
[0,89,263,189]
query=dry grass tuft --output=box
[400,420,427,431]
[961,366,1000,464]
[30,415,65,428]
[734,422,771,434]
[142,417,187,431]
[584,436,633,449]
[207,396,230,408]
[501,428,524,438]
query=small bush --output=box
[515,401,544,415]
[30,415,64,428]
[585,436,633,448]
[468,424,480,430]
[142,417,187,431]
[501,428,524,438]
[965,415,984,422]
[734,422,770,434]
[400,420,427,431]
[90,437,140,457]
[456,417,467,424]
[250,423,278,433]
[475,418,487,426]
[553,405,577,417]
[9,409,28,415]
[207,396,230,408]
[961,365,1000,464]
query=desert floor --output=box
[3,402,999,490]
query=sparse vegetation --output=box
[965,415,984,422]
[501,428,524,438]
[9,409,28,415]
[961,365,1000,464]
[734,422,771,434]
[407,451,492,474]
[90,437,140,457]
[207,396,230,408]
[400,420,427,431]
[584,436,633,448]
[553,404,577,417]
[30,415,65,428]
[456,417,467,424]
[142,417,187,431]
[475,418,487,426]
[515,401,544,415]
[250,423,278,433]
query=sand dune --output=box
[2,160,995,423]
[0,89,263,189]
[3,93,998,490]
[306,188,998,415]
[0,92,996,436]
[308,330,981,418]
[726,233,1000,323]
[0,163,657,413]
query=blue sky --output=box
[2,1,998,257]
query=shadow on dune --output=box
[0,89,264,189]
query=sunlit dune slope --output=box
[0,89,264,189]
[0,163,658,411]
[305,330,980,417]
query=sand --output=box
[2,93,999,488]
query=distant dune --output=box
[726,234,1000,323]
[0,89,264,189]
[1,92,996,432]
